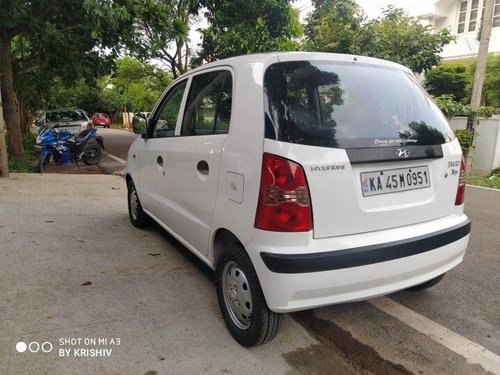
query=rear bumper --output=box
[247,215,470,312]
[260,221,470,273]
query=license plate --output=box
[361,166,431,197]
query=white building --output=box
[421,0,500,61]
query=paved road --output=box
[95,128,137,174]
[80,128,500,373]
[96,128,137,161]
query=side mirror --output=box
[132,113,148,136]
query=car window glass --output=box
[264,61,454,149]
[46,111,86,122]
[152,82,187,138]
[181,71,232,136]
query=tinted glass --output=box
[264,61,454,149]
[152,81,186,138]
[181,71,232,136]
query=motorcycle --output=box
[35,126,105,173]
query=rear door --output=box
[263,60,461,238]
[164,69,233,255]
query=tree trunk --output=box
[0,36,24,158]
[18,94,31,134]
[0,85,9,177]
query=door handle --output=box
[157,156,163,167]
[197,160,209,175]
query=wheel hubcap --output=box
[130,188,139,220]
[222,261,253,330]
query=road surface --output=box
[96,128,137,174]
[94,128,500,373]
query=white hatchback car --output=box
[125,52,471,346]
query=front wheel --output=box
[37,154,51,173]
[127,180,149,227]
[81,142,102,166]
[216,243,282,346]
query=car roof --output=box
[180,52,412,78]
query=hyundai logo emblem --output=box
[395,148,410,158]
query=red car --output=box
[91,113,111,128]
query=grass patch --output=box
[8,132,38,173]
[466,174,500,189]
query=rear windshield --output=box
[47,110,87,122]
[264,61,454,148]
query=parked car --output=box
[125,52,471,347]
[91,112,111,128]
[38,109,92,134]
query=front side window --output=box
[150,81,187,138]
[181,70,232,136]
[264,61,454,149]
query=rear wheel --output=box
[81,142,102,166]
[37,154,51,173]
[216,243,282,346]
[407,273,445,291]
[127,180,149,227]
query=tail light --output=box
[455,156,466,205]
[254,153,312,232]
[87,122,93,129]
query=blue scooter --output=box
[35,126,105,173]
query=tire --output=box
[81,142,103,166]
[216,243,282,346]
[37,154,51,173]
[407,273,445,291]
[127,180,149,228]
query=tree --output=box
[466,54,500,108]
[195,0,302,63]
[0,0,135,159]
[101,56,172,113]
[303,4,454,74]
[129,0,204,78]
[424,62,469,102]
[362,7,454,73]
[303,0,366,54]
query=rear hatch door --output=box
[263,59,461,238]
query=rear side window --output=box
[181,70,232,136]
[264,61,454,149]
[46,111,87,122]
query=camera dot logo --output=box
[16,341,53,353]
[16,341,27,353]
